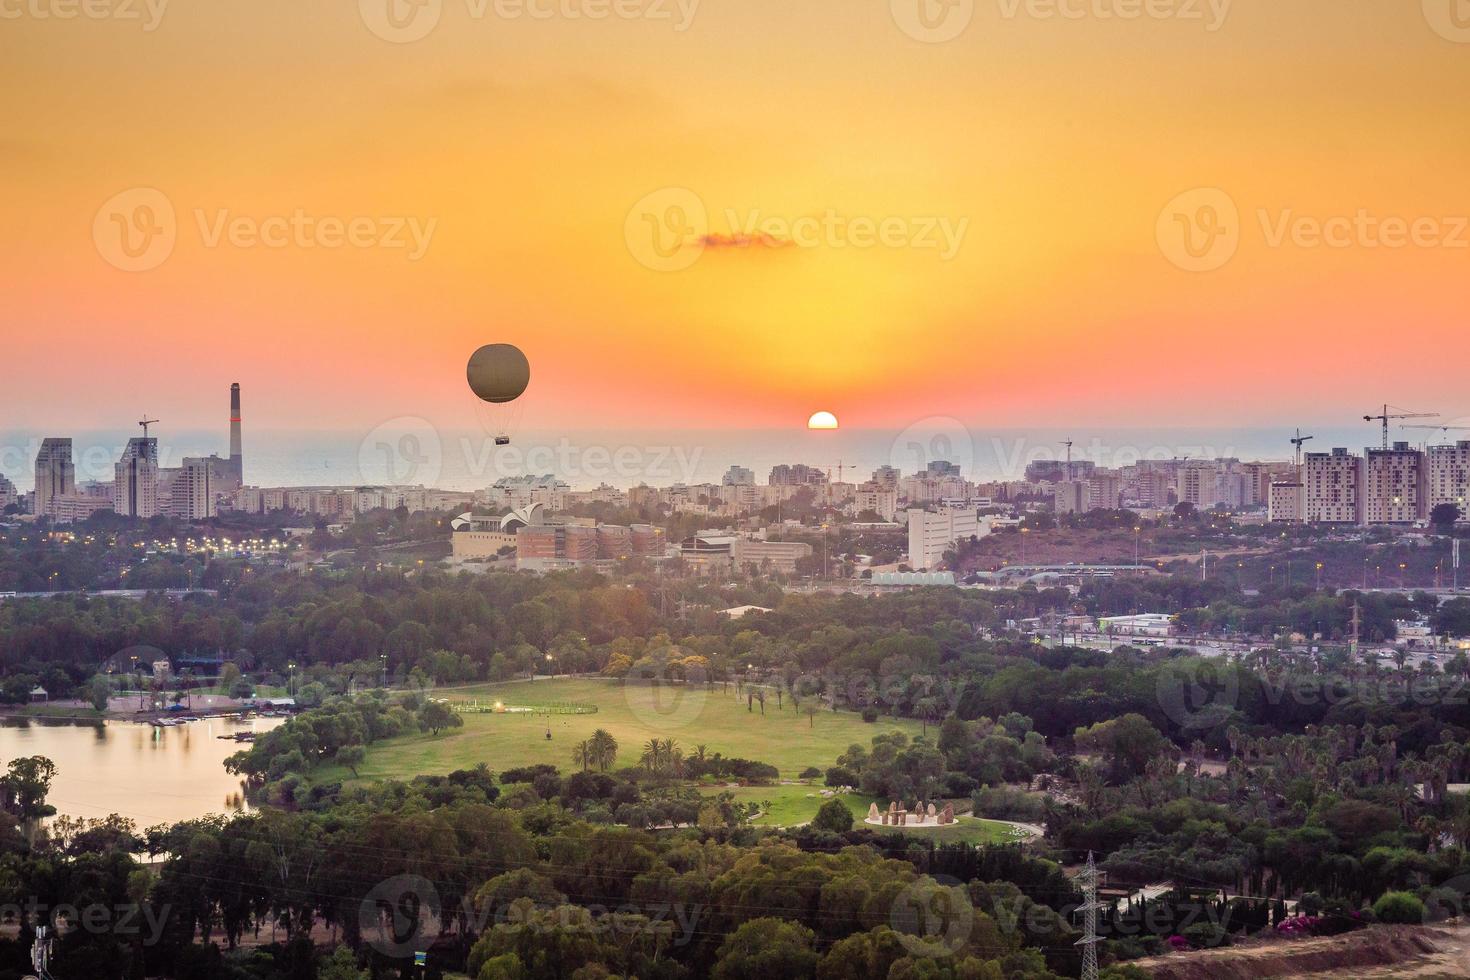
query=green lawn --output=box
[314,677,922,784]
[698,784,1033,843]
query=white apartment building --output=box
[1304,449,1363,524]
[0,474,17,511]
[906,506,983,570]
[1426,441,1470,520]
[1363,443,1425,525]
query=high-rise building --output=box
[769,463,827,486]
[722,465,754,486]
[34,438,75,518]
[0,473,16,511]
[227,382,244,487]
[1304,449,1363,524]
[114,437,159,518]
[1053,481,1088,515]
[871,465,900,490]
[1363,443,1425,525]
[1426,441,1470,521]
[169,457,216,521]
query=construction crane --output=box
[1402,423,1470,439]
[1290,428,1314,468]
[1363,405,1436,450]
[138,415,160,439]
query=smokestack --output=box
[229,382,243,485]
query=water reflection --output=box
[0,716,284,826]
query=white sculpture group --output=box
[865,799,955,827]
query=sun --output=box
[807,411,839,430]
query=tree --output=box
[1074,714,1171,783]
[335,745,365,777]
[1430,502,1462,531]
[419,700,462,735]
[589,729,618,772]
[318,945,367,980]
[88,676,111,712]
[811,798,854,833]
[0,756,58,822]
[712,918,819,980]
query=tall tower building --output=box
[114,437,159,518]
[228,382,244,485]
[34,438,75,518]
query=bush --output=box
[1181,922,1231,950]
[861,707,880,723]
[1372,890,1427,924]
[810,798,854,833]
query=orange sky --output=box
[4,1,1469,434]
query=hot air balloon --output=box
[467,344,530,445]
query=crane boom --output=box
[1363,404,1437,450]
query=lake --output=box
[0,715,285,826]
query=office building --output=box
[733,537,813,576]
[722,465,754,486]
[906,506,982,570]
[0,474,16,511]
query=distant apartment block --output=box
[906,507,982,570]
[1426,441,1470,520]
[114,437,159,519]
[1304,449,1363,524]
[1363,443,1425,525]
[1268,481,1305,523]
[722,465,754,486]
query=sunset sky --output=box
[5,1,1469,436]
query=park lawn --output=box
[699,784,881,827]
[697,784,1032,843]
[313,677,922,785]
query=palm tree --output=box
[589,729,618,772]
[571,740,591,772]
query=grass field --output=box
[313,677,923,784]
[699,784,1030,843]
